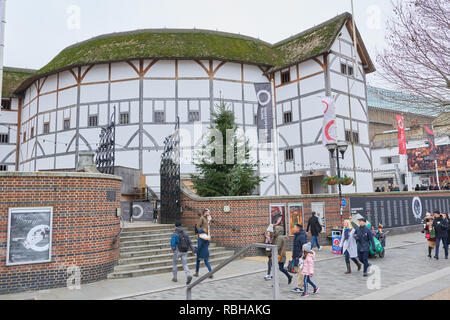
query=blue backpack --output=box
[170,234,179,249]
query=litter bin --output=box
[331,229,342,254]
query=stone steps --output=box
[108,224,235,279]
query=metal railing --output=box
[186,243,280,300]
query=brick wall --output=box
[180,184,450,255]
[0,172,121,294]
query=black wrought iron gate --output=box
[95,112,115,174]
[160,118,181,224]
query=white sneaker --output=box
[318,247,322,251]
[264,275,272,281]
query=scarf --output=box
[344,228,350,241]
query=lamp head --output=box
[326,143,337,154]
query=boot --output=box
[356,261,362,271]
[344,263,351,274]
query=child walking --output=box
[300,244,319,297]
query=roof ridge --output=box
[4,66,37,73]
[272,12,350,47]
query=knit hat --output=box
[303,243,311,252]
[266,224,274,233]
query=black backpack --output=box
[178,232,189,252]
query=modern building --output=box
[1,12,377,195]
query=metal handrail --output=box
[186,243,279,300]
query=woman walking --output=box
[194,228,213,278]
[300,244,319,297]
[340,219,362,274]
[273,225,293,284]
[423,215,435,258]
[264,224,274,281]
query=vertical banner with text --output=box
[254,83,274,143]
[396,114,406,155]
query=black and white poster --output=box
[121,202,154,221]
[6,207,53,266]
[254,82,274,143]
[349,196,449,228]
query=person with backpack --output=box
[171,222,195,284]
[291,224,307,293]
[300,243,319,297]
[194,228,213,278]
[273,225,293,285]
[306,212,322,251]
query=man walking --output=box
[306,212,322,251]
[432,209,448,260]
[171,221,195,284]
[273,225,293,285]
[354,218,376,277]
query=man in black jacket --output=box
[432,210,448,259]
[354,218,376,277]
[306,212,322,251]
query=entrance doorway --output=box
[301,175,326,194]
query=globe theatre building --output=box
[5,13,376,195]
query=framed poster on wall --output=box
[6,207,53,266]
[288,203,303,236]
[270,203,287,235]
[311,202,326,233]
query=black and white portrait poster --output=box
[6,207,53,265]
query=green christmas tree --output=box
[191,102,264,196]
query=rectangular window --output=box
[283,111,292,124]
[188,111,200,123]
[63,119,70,130]
[120,112,129,125]
[348,65,354,76]
[0,165,7,171]
[0,133,9,144]
[23,132,26,143]
[281,70,291,84]
[88,115,98,127]
[43,122,50,134]
[345,130,360,144]
[30,127,34,138]
[154,111,165,123]
[254,114,258,125]
[340,63,348,75]
[285,149,294,162]
[1,98,11,110]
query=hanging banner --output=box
[321,96,337,146]
[424,125,436,161]
[396,114,406,155]
[254,83,274,143]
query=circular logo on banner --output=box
[412,197,422,220]
[23,225,50,252]
[397,117,404,130]
[333,238,340,246]
[132,204,144,219]
[256,90,271,106]
[324,120,336,141]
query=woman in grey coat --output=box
[340,219,361,274]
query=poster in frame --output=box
[311,202,326,233]
[287,203,303,236]
[270,203,287,235]
[6,207,53,266]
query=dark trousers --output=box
[195,258,212,273]
[267,257,272,275]
[303,275,317,293]
[344,250,359,266]
[278,262,291,280]
[358,250,369,273]
[435,237,448,258]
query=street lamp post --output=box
[326,142,349,226]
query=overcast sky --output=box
[4,0,394,87]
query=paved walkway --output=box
[1,232,448,300]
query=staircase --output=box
[108,224,235,279]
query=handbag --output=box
[287,260,298,274]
